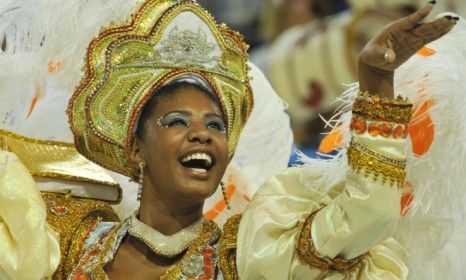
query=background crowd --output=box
[199,0,466,158]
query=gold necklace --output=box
[128,216,206,258]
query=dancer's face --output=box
[132,86,229,203]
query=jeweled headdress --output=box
[68,0,253,177]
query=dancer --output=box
[0,0,461,279]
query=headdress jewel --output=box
[68,0,253,177]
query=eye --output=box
[206,119,225,132]
[168,117,189,127]
[158,114,190,128]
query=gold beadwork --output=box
[296,206,368,274]
[128,216,206,257]
[160,220,221,280]
[67,220,123,280]
[68,0,253,177]
[347,145,406,188]
[352,91,413,124]
[219,214,242,280]
[42,193,119,279]
[221,181,231,210]
[351,139,406,168]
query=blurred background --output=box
[198,0,466,160]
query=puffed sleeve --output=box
[236,92,412,279]
[0,151,60,280]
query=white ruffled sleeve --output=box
[236,93,412,279]
[0,151,60,280]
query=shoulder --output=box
[42,192,120,279]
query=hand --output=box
[358,1,457,98]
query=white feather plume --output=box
[299,14,466,279]
[0,0,293,222]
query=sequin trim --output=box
[67,0,253,177]
[352,91,413,124]
[42,193,118,279]
[160,220,221,279]
[219,214,242,280]
[67,222,122,280]
[296,206,368,274]
[347,143,406,188]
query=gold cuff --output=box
[296,206,368,274]
[352,91,413,124]
[347,141,406,187]
[350,117,409,139]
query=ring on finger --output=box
[384,52,391,63]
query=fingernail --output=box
[444,15,453,20]
[428,0,436,4]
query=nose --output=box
[187,123,211,144]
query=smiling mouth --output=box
[180,152,214,173]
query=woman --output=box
[0,0,461,279]
[64,0,456,278]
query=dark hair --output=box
[135,82,221,138]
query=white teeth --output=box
[181,153,212,165]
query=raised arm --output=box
[236,3,456,279]
[296,0,457,272]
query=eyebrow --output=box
[163,110,222,119]
[205,112,223,119]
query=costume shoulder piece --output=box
[219,214,242,280]
[0,129,121,279]
[68,0,254,177]
[0,128,122,203]
[42,192,119,280]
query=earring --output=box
[221,181,231,210]
[137,162,145,201]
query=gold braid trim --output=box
[63,215,101,278]
[296,206,368,274]
[352,91,413,124]
[219,214,242,280]
[347,145,406,188]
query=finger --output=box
[399,2,435,30]
[413,17,456,42]
[425,20,455,42]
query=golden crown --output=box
[68,0,253,177]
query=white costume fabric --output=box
[0,152,60,280]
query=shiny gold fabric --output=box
[0,151,61,280]
[68,0,253,177]
[0,129,122,203]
